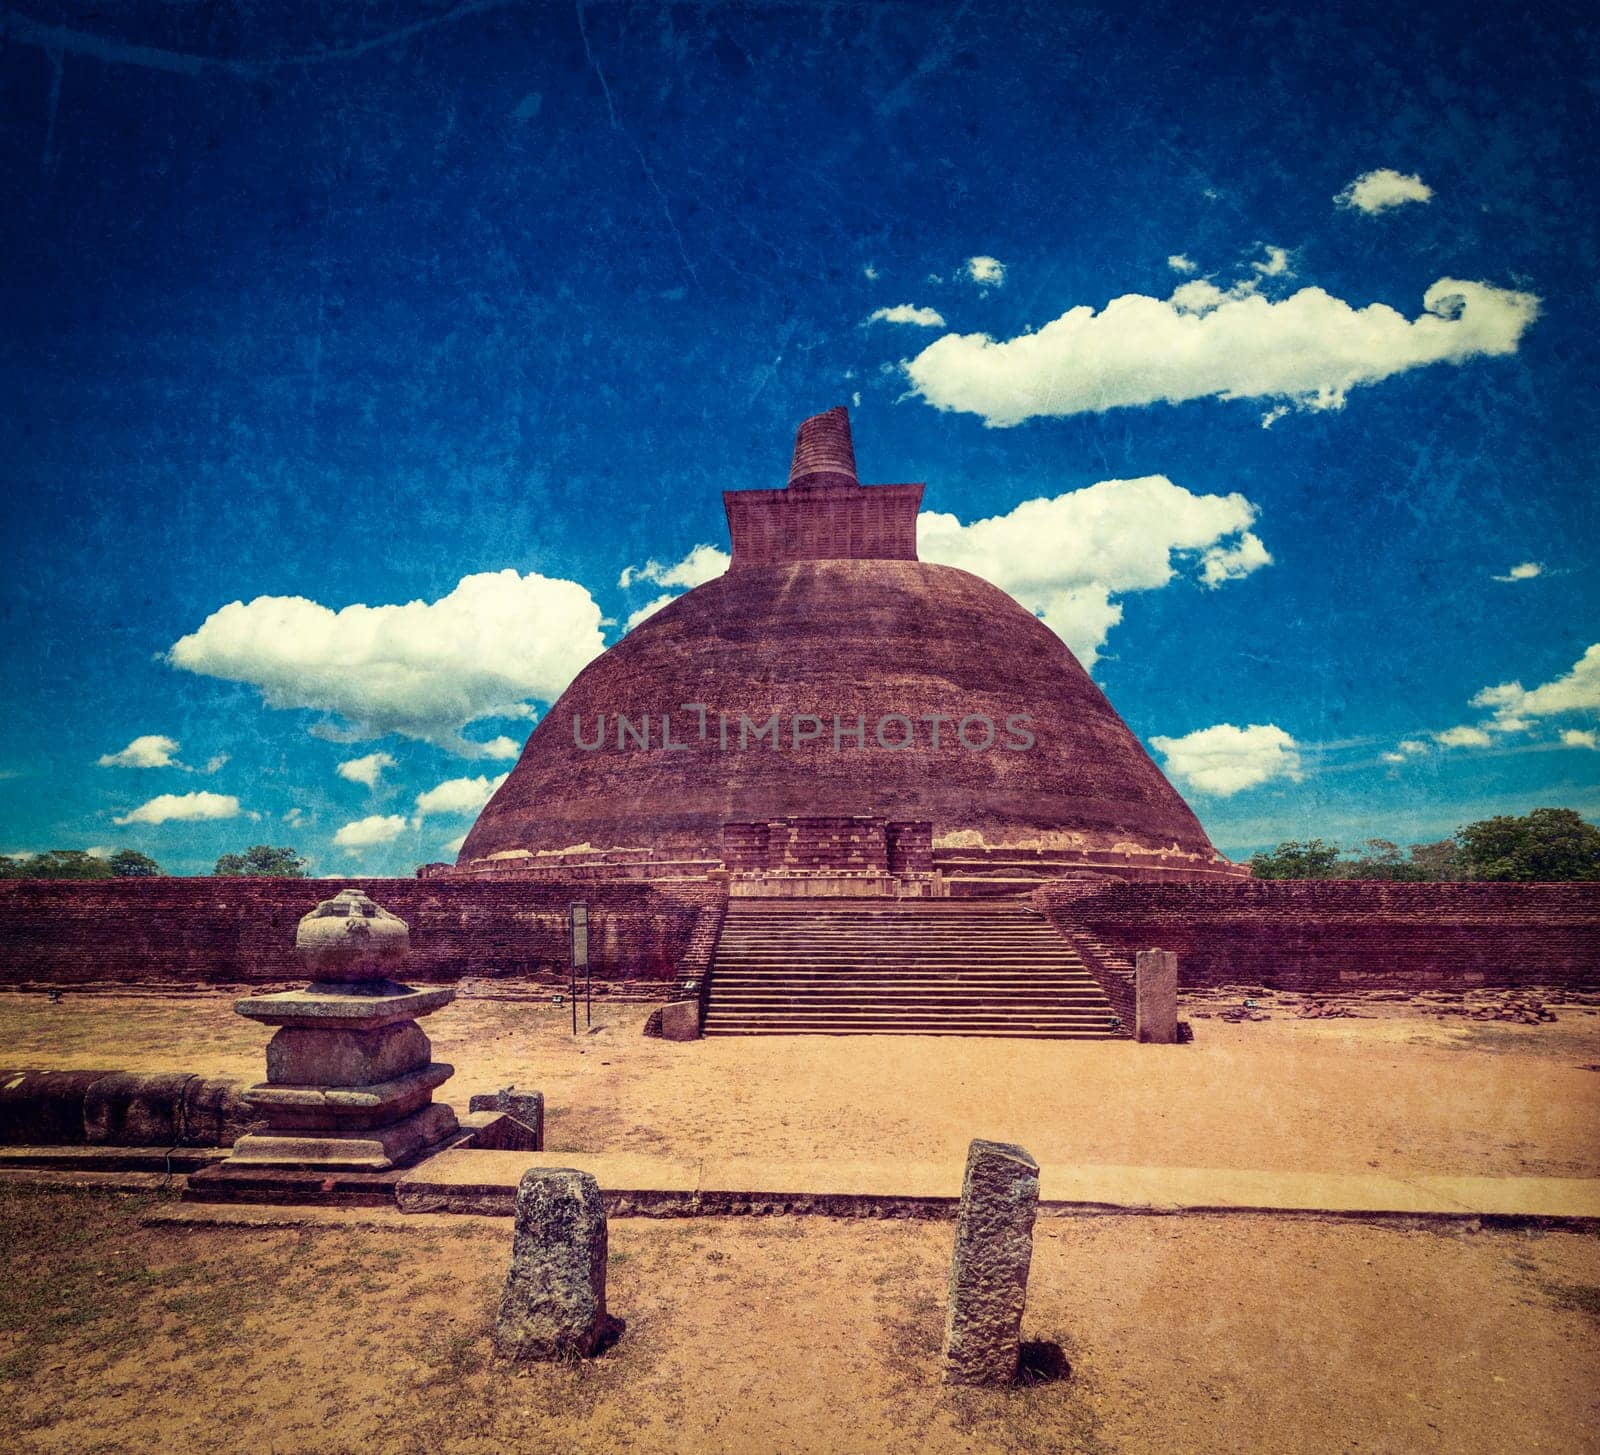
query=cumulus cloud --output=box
[203,754,229,774]
[1167,254,1197,274]
[337,752,397,790]
[167,570,605,756]
[1381,738,1432,763]
[1493,561,1543,583]
[1149,724,1303,797]
[866,304,947,328]
[283,807,309,827]
[414,773,508,819]
[863,263,879,281]
[625,595,677,632]
[1336,169,1433,215]
[332,814,409,851]
[917,476,1270,667]
[618,544,729,591]
[965,255,1006,286]
[98,735,181,769]
[1563,729,1599,751]
[1251,245,1294,278]
[902,276,1538,428]
[113,791,242,826]
[1435,725,1493,749]
[472,735,522,760]
[1470,644,1600,729]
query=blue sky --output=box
[1,0,1596,875]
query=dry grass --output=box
[1,1187,1598,1454]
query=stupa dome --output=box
[459,409,1231,875]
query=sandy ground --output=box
[1,990,1598,1177]
[0,1186,1596,1455]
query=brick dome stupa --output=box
[458,408,1240,883]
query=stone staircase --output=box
[702,899,1123,1038]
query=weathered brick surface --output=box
[0,878,724,988]
[1038,880,1600,991]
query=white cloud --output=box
[471,735,522,760]
[625,594,678,632]
[1382,738,1432,763]
[332,814,409,851]
[1167,254,1197,274]
[414,773,508,819]
[863,263,879,281]
[1335,169,1433,215]
[167,569,605,756]
[337,751,397,790]
[965,255,1006,286]
[441,831,469,855]
[1493,561,1543,582]
[1251,245,1294,278]
[283,807,309,827]
[203,753,229,774]
[1435,725,1493,749]
[98,734,180,769]
[1149,723,1303,797]
[902,276,1538,428]
[1562,729,1599,751]
[917,476,1269,668]
[1470,644,1600,728]
[866,304,947,328]
[618,544,730,591]
[113,791,242,826]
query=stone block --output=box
[942,1138,1039,1386]
[1136,948,1179,1044]
[658,999,700,1041]
[469,1088,544,1148]
[226,1101,459,1171]
[84,1072,192,1145]
[459,1110,542,1152]
[0,1069,114,1144]
[494,1168,623,1361]
[266,1022,430,1086]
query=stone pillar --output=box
[494,1168,623,1361]
[942,1139,1039,1386]
[1136,948,1179,1044]
[227,888,459,1171]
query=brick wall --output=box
[0,878,729,989]
[1036,879,1600,990]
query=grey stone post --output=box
[942,1138,1039,1385]
[494,1168,623,1361]
[1136,948,1179,1043]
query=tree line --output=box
[0,845,310,879]
[1248,809,1600,883]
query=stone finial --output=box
[942,1138,1040,1385]
[494,1168,623,1361]
[295,888,410,983]
[787,405,858,490]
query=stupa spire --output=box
[787,405,858,490]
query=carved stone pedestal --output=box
[225,890,459,1172]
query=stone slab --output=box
[459,1110,541,1152]
[1136,948,1179,1044]
[658,999,700,1041]
[267,1022,431,1087]
[241,1062,453,1130]
[234,984,455,1030]
[468,1089,544,1148]
[225,1101,460,1172]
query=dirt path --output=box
[2,991,1597,1178]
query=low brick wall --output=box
[1037,880,1600,991]
[0,878,728,989]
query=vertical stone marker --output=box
[494,1168,623,1361]
[1136,948,1179,1044]
[942,1138,1040,1386]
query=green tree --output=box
[1248,839,1344,880]
[1346,839,1433,881]
[1454,808,1600,882]
[0,850,114,879]
[214,845,310,878]
[109,849,162,878]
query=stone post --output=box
[942,1138,1039,1385]
[494,1168,623,1361]
[1135,948,1179,1044]
[226,888,459,1171]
